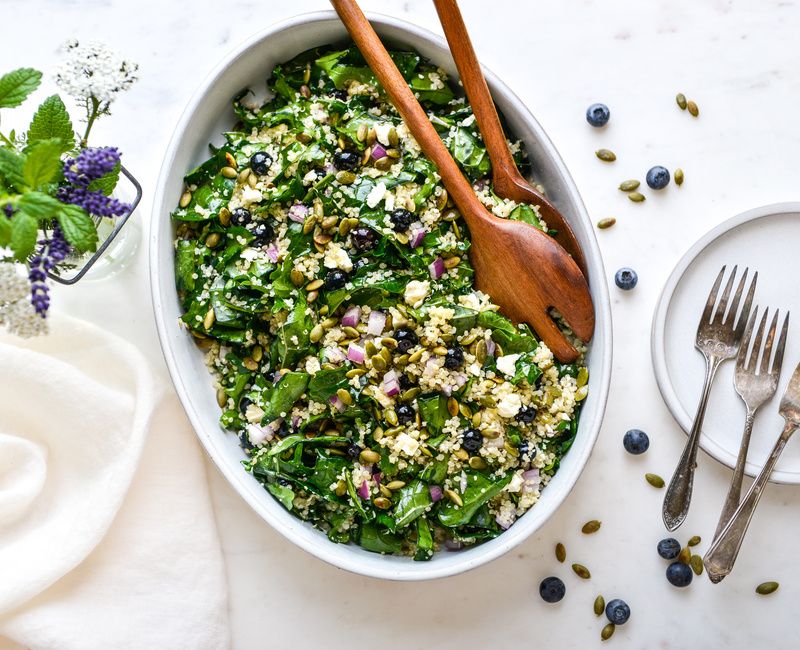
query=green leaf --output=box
[261,371,310,422]
[56,203,98,252]
[0,68,42,108]
[438,471,514,527]
[358,522,403,554]
[23,138,64,188]
[87,163,120,196]
[392,480,432,530]
[414,517,434,561]
[417,394,449,436]
[9,210,38,260]
[0,213,11,246]
[307,368,348,403]
[17,191,62,219]
[266,482,295,510]
[0,147,26,188]
[27,95,74,151]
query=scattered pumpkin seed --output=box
[346,368,366,379]
[359,449,380,465]
[688,535,701,547]
[444,488,463,507]
[400,387,421,402]
[385,480,406,491]
[220,166,237,179]
[388,126,399,147]
[447,397,459,417]
[290,269,305,287]
[674,168,684,186]
[594,595,605,616]
[342,326,360,339]
[300,84,311,99]
[179,191,192,208]
[334,480,347,497]
[618,179,640,192]
[242,357,258,371]
[690,554,704,575]
[251,345,263,362]
[335,170,356,184]
[205,232,221,248]
[645,473,665,488]
[595,149,617,162]
[218,207,231,227]
[374,156,393,171]
[678,547,691,565]
[203,308,215,330]
[454,448,469,461]
[336,388,353,406]
[384,408,398,426]
[676,92,687,110]
[597,217,617,230]
[216,388,227,408]
[306,279,324,292]
[373,496,391,509]
[582,520,602,534]
[306,290,319,303]
[687,100,699,117]
[601,623,615,641]
[628,191,646,203]
[468,456,488,470]
[572,563,591,579]
[555,542,566,563]
[443,256,461,269]
[756,581,779,595]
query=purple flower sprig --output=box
[57,146,130,218]
[28,225,70,317]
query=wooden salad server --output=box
[433,0,588,276]
[330,0,594,361]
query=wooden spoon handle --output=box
[432,0,521,185]
[329,0,487,226]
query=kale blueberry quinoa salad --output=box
[172,45,588,560]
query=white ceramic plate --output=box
[150,11,612,580]
[652,203,800,484]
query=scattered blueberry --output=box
[443,346,464,369]
[461,428,483,454]
[249,151,272,175]
[346,443,362,460]
[333,150,360,171]
[396,404,415,425]
[615,267,638,291]
[394,328,419,353]
[516,405,537,424]
[352,258,370,273]
[324,269,348,290]
[351,226,379,252]
[231,207,252,227]
[398,374,414,390]
[586,103,610,127]
[518,441,530,457]
[623,428,650,454]
[238,397,252,413]
[388,208,413,231]
[330,89,348,102]
[657,538,682,560]
[605,599,630,625]
[251,221,274,245]
[666,561,693,587]
[646,165,670,190]
[539,576,566,603]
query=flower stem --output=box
[80,97,102,148]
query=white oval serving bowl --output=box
[150,11,612,580]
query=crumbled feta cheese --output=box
[305,357,321,375]
[374,122,393,146]
[245,404,265,424]
[404,280,430,308]
[323,242,353,271]
[365,181,387,208]
[497,392,522,418]
[496,353,521,377]
[395,432,420,457]
[506,472,524,493]
[241,186,263,205]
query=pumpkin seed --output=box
[756,581,779,595]
[395,232,409,245]
[678,547,691,565]
[313,231,331,246]
[384,408,398,426]
[179,191,192,208]
[459,403,473,419]
[575,386,589,401]
[503,441,519,457]
[319,305,329,316]
[220,166,237,179]
[306,291,319,303]
[597,217,616,230]
[447,397,459,417]
[237,167,251,183]
[216,388,227,408]
[408,349,424,363]
[577,367,589,388]
[338,217,358,236]
[386,147,401,159]
[346,368,365,379]
[593,595,606,616]
[302,217,316,235]
[290,269,305,287]
[343,326,360,339]
[674,168,684,186]
[444,488,463,507]
[454,448,469,461]
[243,357,258,371]
[688,535,701,547]
[321,215,338,230]
[379,485,393,498]
[475,338,487,364]
[218,207,231,227]
[436,189,449,211]
[676,92,687,110]
[336,388,353,406]
[618,179,640,192]
[374,156,393,171]
[306,279,324,292]
[335,480,347,497]
[251,345,263,362]
[380,347,392,364]
[472,412,483,428]
[205,232,221,248]
[555,542,566,563]
[628,191,646,203]
[300,84,311,99]
[468,456,487,470]
[687,100,699,117]
[601,623,615,641]
[357,123,368,142]
[367,127,377,145]
[572,563,591,580]
[582,520,602,534]
[335,170,356,184]
[400,387,420,402]
[386,480,406,490]
[359,449,381,464]
[373,496,391,510]
[443,256,461,269]
[388,126,399,147]
[595,149,616,162]
[203,308,215,330]
[381,337,397,349]
[690,554,704,575]
[645,473,665,488]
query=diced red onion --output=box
[442,385,452,397]
[383,378,400,397]
[367,310,386,335]
[357,480,370,499]
[485,337,496,357]
[287,203,308,223]
[372,472,382,485]
[429,485,443,502]
[341,305,361,327]
[428,257,445,280]
[329,395,346,412]
[265,244,279,262]
[409,225,427,249]
[347,342,365,364]
[246,423,273,446]
[444,539,463,551]
[454,373,468,388]
[371,143,387,160]
[324,162,336,174]
[522,469,540,493]
[496,516,511,530]
[383,369,398,384]
[292,416,301,428]
[325,346,346,363]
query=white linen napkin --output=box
[0,314,229,649]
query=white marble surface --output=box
[4,0,800,647]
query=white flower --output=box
[0,263,47,338]
[55,39,139,105]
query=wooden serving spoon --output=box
[329,0,594,361]
[433,0,588,276]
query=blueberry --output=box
[238,397,252,413]
[395,328,419,353]
[239,431,254,451]
[539,576,566,603]
[443,346,464,370]
[324,269,348,290]
[231,207,252,227]
[623,428,649,454]
[586,103,610,127]
[396,404,415,425]
[516,405,537,424]
[351,226,379,252]
[251,221,274,245]
[388,208,413,231]
[353,258,370,273]
[249,151,272,175]
[398,374,414,390]
[646,165,670,190]
[461,428,483,454]
[605,599,630,625]
[666,561,693,587]
[657,538,682,560]
[518,441,530,457]
[346,443,362,460]
[330,89,348,102]
[615,267,638,291]
[333,150,360,171]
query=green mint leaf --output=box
[87,162,120,196]
[0,68,43,108]
[28,95,75,151]
[57,204,97,252]
[22,138,64,188]
[18,190,63,219]
[9,210,38,260]
[0,147,26,189]
[0,213,11,246]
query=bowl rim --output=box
[149,9,613,580]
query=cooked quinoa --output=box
[172,44,588,560]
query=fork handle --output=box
[712,408,756,540]
[662,354,722,531]
[704,420,798,582]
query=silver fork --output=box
[704,360,800,582]
[662,265,757,531]
[712,307,790,540]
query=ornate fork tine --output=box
[700,266,726,325]
[713,265,740,325]
[772,313,790,374]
